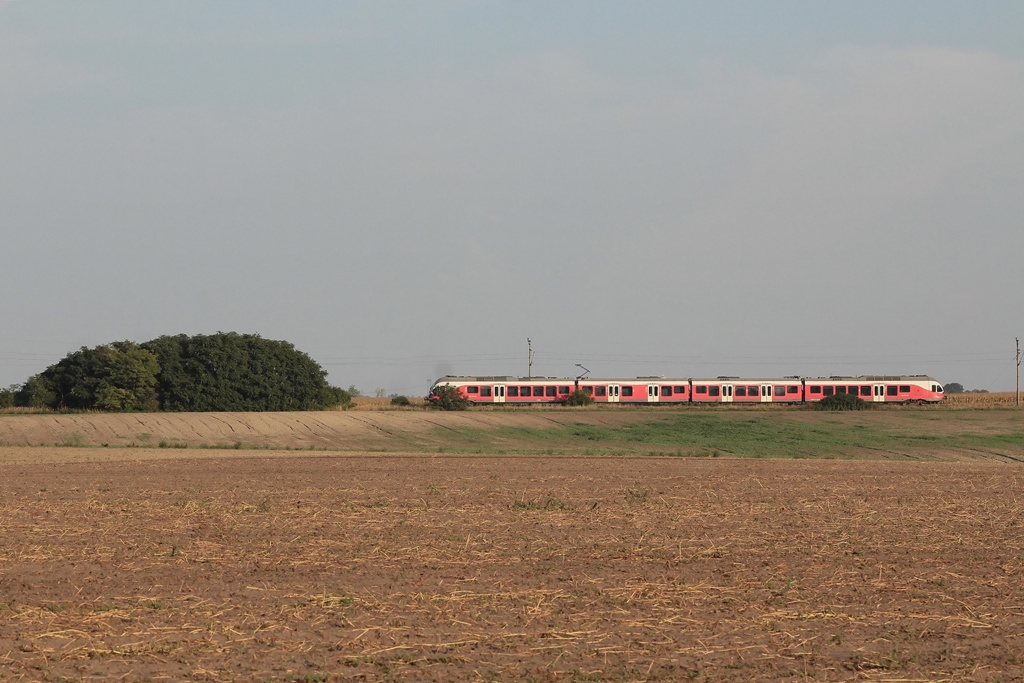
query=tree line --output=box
[0,332,350,412]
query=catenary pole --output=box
[1017,337,1020,406]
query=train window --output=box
[467,386,479,394]
[621,386,634,397]
[899,385,911,393]
[662,386,672,396]
[674,386,687,394]
[559,386,570,394]
[735,386,747,397]
[788,386,799,394]
[709,386,720,397]
[695,386,707,394]
[887,386,898,396]
[861,386,871,396]
[583,386,593,395]
[545,386,557,397]
[823,386,834,396]
[809,386,821,394]
[748,386,759,395]
[774,386,786,396]
[595,386,606,397]
[507,386,519,397]
[481,386,492,397]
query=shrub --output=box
[428,384,471,411]
[323,386,352,408]
[816,392,872,411]
[390,395,411,407]
[565,389,595,406]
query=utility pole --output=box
[527,338,534,379]
[1017,337,1021,406]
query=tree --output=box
[142,332,348,411]
[19,342,159,411]
[0,384,17,409]
[428,384,470,411]
[943,382,964,394]
[15,375,56,409]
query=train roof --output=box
[802,375,940,382]
[689,378,802,383]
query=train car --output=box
[689,378,804,403]
[562,378,692,404]
[429,376,573,405]
[802,376,944,404]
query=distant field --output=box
[1,403,1022,462]
[943,391,1022,407]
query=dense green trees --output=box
[0,385,16,409]
[18,342,159,411]
[11,332,349,412]
[141,332,345,411]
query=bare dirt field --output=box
[0,452,1022,681]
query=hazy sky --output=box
[2,2,1023,396]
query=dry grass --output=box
[346,396,429,411]
[943,391,1022,407]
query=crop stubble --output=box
[0,454,1022,681]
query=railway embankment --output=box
[0,400,1021,462]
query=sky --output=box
[1,1,1023,396]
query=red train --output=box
[429,375,946,405]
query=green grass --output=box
[430,413,1024,458]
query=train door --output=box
[761,384,772,403]
[721,384,733,403]
[647,384,659,403]
[608,384,620,403]
[873,384,885,403]
[493,385,506,403]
